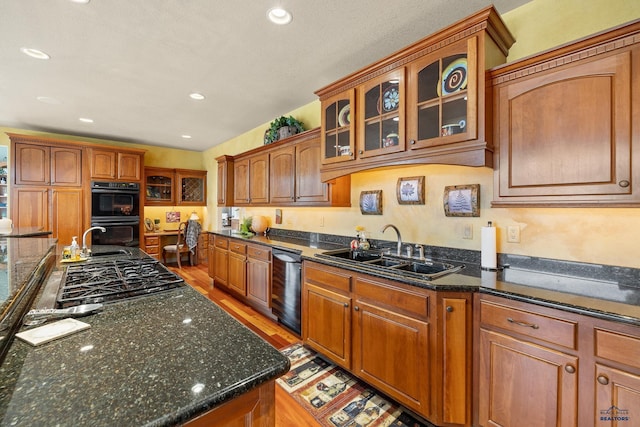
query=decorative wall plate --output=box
[437,58,468,96]
[382,86,399,111]
[338,104,351,126]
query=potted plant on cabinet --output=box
[264,115,304,144]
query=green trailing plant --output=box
[239,216,254,236]
[264,115,304,144]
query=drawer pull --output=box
[564,364,576,374]
[597,375,609,385]
[507,317,539,329]
[619,180,630,188]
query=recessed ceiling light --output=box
[189,93,205,100]
[36,96,62,105]
[267,7,292,25]
[70,0,90,3]
[20,48,50,60]
[181,135,192,139]
[79,117,94,123]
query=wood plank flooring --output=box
[168,263,322,427]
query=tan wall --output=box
[218,0,640,269]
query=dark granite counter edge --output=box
[208,230,640,326]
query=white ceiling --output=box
[0,0,530,152]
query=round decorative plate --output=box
[382,86,399,112]
[338,104,351,127]
[437,58,467,96]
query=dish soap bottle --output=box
[70,236,79,260]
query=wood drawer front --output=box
[145,246,159,255]
[354,277,429,320]
[215,236,229,249]
[480,300,577,349]
[229,241,246,255]
[304,262,352,293]
[247,244,270,261]
[595,328,640,369]
[145,236,159,246]
[208,233,215,245]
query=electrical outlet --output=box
[462,224,473,239]
[507,225,521,243]
[319,216,324,227]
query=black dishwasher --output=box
[271,248,302,335]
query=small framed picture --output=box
[396,176,425,205]
[443,184,480,217]
[166,211,181,223]
[359,190,382,215]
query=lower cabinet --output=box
[144,235,160,260]
[477,293,640,427]
[207,234,215,278]
[209,235,273,317]
[183,380,275,427]
[302,260,472,425]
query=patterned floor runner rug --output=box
[277,343,434,427]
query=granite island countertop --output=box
[209,230,640,326]
[0,246,290,427]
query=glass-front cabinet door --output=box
[321,89,355,164]
[407,37,477,149]
[357,69,405,159]
[145,167,174,206]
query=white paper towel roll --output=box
[481,224,497,269]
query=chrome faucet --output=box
[415,244,425,260]
[82,226,106,256]
[380,224,402,256]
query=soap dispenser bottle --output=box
[70,236,79,260]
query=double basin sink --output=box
[317,248,464,280]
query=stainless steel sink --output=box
[316,248,464,280]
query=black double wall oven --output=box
[91,181,140,247]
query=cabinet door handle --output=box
[446,305,453,312]
[597,374,609,385]
[506,317,539,329]
[343,303,349,308]
[619,180,630,188]
[410,139,416,145]
[358,150,363,155]
[564,364,576,374]
[354,306,359,311]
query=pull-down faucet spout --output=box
[380,224,402,256]
[82,226,106,256]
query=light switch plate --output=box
[507,225,521,243]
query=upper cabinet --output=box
[144,167,207,206]
[14,142,82,187]
[218,129,350,208]
[88,147,144,181]
[490,20,640,207]
[315,6,514,181]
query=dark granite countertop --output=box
[0,246,290,427]
[209,230,640,326]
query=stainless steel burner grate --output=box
[57,258,185,308]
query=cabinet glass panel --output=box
[181,177,204,203]
[324,98,352,159]
[363,80,400,154]
[416,53,468,142]
[146,175,173,203]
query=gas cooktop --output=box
[57,258,185,308]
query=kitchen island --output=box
[0,242,290,426]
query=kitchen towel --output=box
[481,223,497,270]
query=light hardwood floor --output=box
[168,262,322,427]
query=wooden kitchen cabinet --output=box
[302,260,471,425]
[268,145,295,204]
[315,6,514,182]
[14,143,82,187]
[144,167,174,205]
[234,154,269,205]
[89,148,143,181]
[352,275,430,419]
[12,187,50,233]
[144,167,206,206]
[320,89,355,164]
[357,68,405,159]
[216,155,234,206]
[207,234,215,278]
[245,244,272,316]
[490,20,640,206]
[144,235,160,260]
[227,241,247,297]
[302,262,353,369]
[212,236,230,291]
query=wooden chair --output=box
[162,221,193,268]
